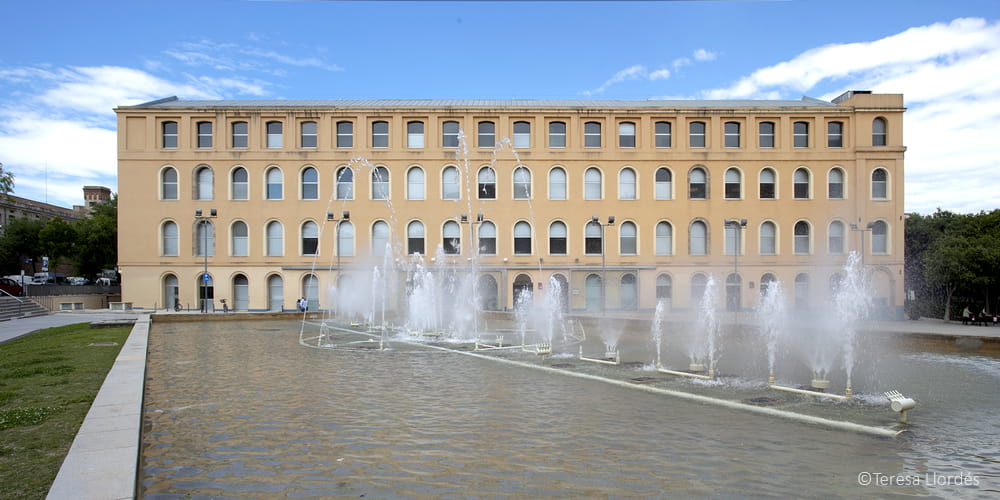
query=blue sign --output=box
[203,273,210,282]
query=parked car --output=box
[32,272,68,285]
[0,278,24,297]
[68,277,93,285]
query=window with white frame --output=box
[759,168,776,199]
[689,167,707,199]
[372,221,389,257]
[372,121,388,148]
[872,168,888,199]
[585,168,602,200]
[478,121,495,148]
[162,221,178,256]
[336,167,354,200]
[162,121,178,149]
[231,167,248,200]
[443,121,460,148]
[231,221,248,256]
[336,121,353,148]
[372,166,389,200]
[266,167,282,200]
[655,221,673,256]
[619,221,637,255]
[828,168,844,199]
[872,118,887,146]
[828,220,845,254]
[266,221,283,256]
[266,121,283,148]
[196,166,213,200]
[196,220,215,257]
[793,121,809,148]
[514,221,532,254]
[689,220,707,255]
[478,167,496,199]
[337,221,354,256]
[872,220,888,254]
[513,121,530,148]
[794,221,810,254]
[759,121,775,148]
[619,168,636,200]
[549,167,567,200]
[479,221,497,254]
[301,121,318,148]
[549,221,567,255]
[197,121,213,148]
[301,167,318,200]
[232,121,248,148]
[584,121,601,148]
[760,221,776,255]
[407,221,424,255]
[513,166,531,199]
[655,121,672,148]
[655,168,672,200]
[443,220,461,255]
[619,122,636,148]
[407,167,425,200]
[724,121,740,148]
[302,221,319,255]
[689,121,706,148]
[442,166,460,200]
[793,168,810,199]
[549,121,566,148]
[724,168,741,199]
[407,121,425,148]
[161,167,178,200]
[827,121,843,148]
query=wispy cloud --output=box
[702,17,1000,214]
[584,48,717,95]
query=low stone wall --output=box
[30,294,121,312]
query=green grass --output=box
[0,323,131,499]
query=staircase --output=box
[0,296,49,322]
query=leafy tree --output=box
[72,195,117,279]
[0,218,45,275]
[39,216,76,271]
[0,162,13,198]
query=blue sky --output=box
[2,0,999,215]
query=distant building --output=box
[80,185,113,214]
[114,92,905,318]
[0,194,81,227]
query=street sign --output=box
[203,273,210,282]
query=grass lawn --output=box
[0,322,132,500]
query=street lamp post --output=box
[460,213,484,337]
[194,208,217,313]
[327,211,351,307]
[850,221,874,270]
[592,215,615,316]
[725,218,748,311]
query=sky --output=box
[1,0,999,215]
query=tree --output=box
[0,218,45,275]
[39,216,76,271]
[72,195,117,279]
[0,162,13,198]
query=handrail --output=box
[0,289,24,302]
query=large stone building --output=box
[115,91,905,317]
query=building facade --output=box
[115,92,905,317]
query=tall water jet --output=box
[758,280,787,385]
[830,251,872,396]
[689,275,718,377]
[652,298,668,367]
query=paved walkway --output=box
[0,310,143,344]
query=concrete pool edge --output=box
[47,315,149,500]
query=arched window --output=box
[619,221,637,255]
[689,220,707,255]
[585,168,602,200]
[655,168,672,200]
[759,168,776,199]
[478,274,499,310]
[479,221,497,254]
[691,273,708,304]
[266,167,282,200]
[793,168,809,199]
[231,167,248,200]
[585,221,603,255]
[407,167,425,200]
[549,221,567,255]
[268,275,284,311]
[759,273,777,297]
[303,274,319,310]
[195,220,215,257]
[162,221,178,256]
[196,274,212,310]
[513,274,534,305]
[656,274,672,303]
[478,167,496,199]
[442,166,460,200]
[872,168,888,199]
[760,221,777,255]
[549,167,567,200]
[233,274,249,311]
[585,274,602,311]
[794,273,809,310]
[231,221,248,257]
[407,221,425,255]
[872,117,887,146]
[336,167,354,200]
[372,221,389,257]
[655,221,673,256]
[161,167,178,200]
[724,168,741,199]
[689,167,707,199]
[828,168,844,199]
[726,273,741,311]
[372,166,389,200]
[301,167,318,200]
[619,168,636,200]
[301,221,319,255]
[794,221,810,255]
[513,221,532,255]
[443,220,461,254]
[513,166,531,199]
[620,274,638,310]
[872,220,888,254]
[163,274,179,311]
[266,221,283,256]
[196,166,213,200]
[337,221,354,256]
[828,220,845,254]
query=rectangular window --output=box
[443,121,460,148]
[197,121,212,148]
[266,121,283,148]
[513,121,530,148]
[793,121,809,148]
[549,236,566,255]
[759,122,775,148]
[689,121,706,148]
[336,121,353,148]
[372,121,388,148]
[584,122,601,148]
[724,122,740,148]
[162,121,178,149]
[619,122,636,148]
[655,121,672,148]
[827,121,843,148]
[301,121,318,148]
[407,121,424,148]
[478,121,495,148]
[549,121,566,148]
[232,122,248,148]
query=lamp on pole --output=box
[194,208,217,313]
[460,213,484,337]
[591,215,615,315]
[850,221,874,269]
[725,218,748,311]
[327,211,351,290]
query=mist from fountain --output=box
[758,280,787,381]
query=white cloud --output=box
[583,64,672,95]
[693,49,717,62]
[702,17,1000,214]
